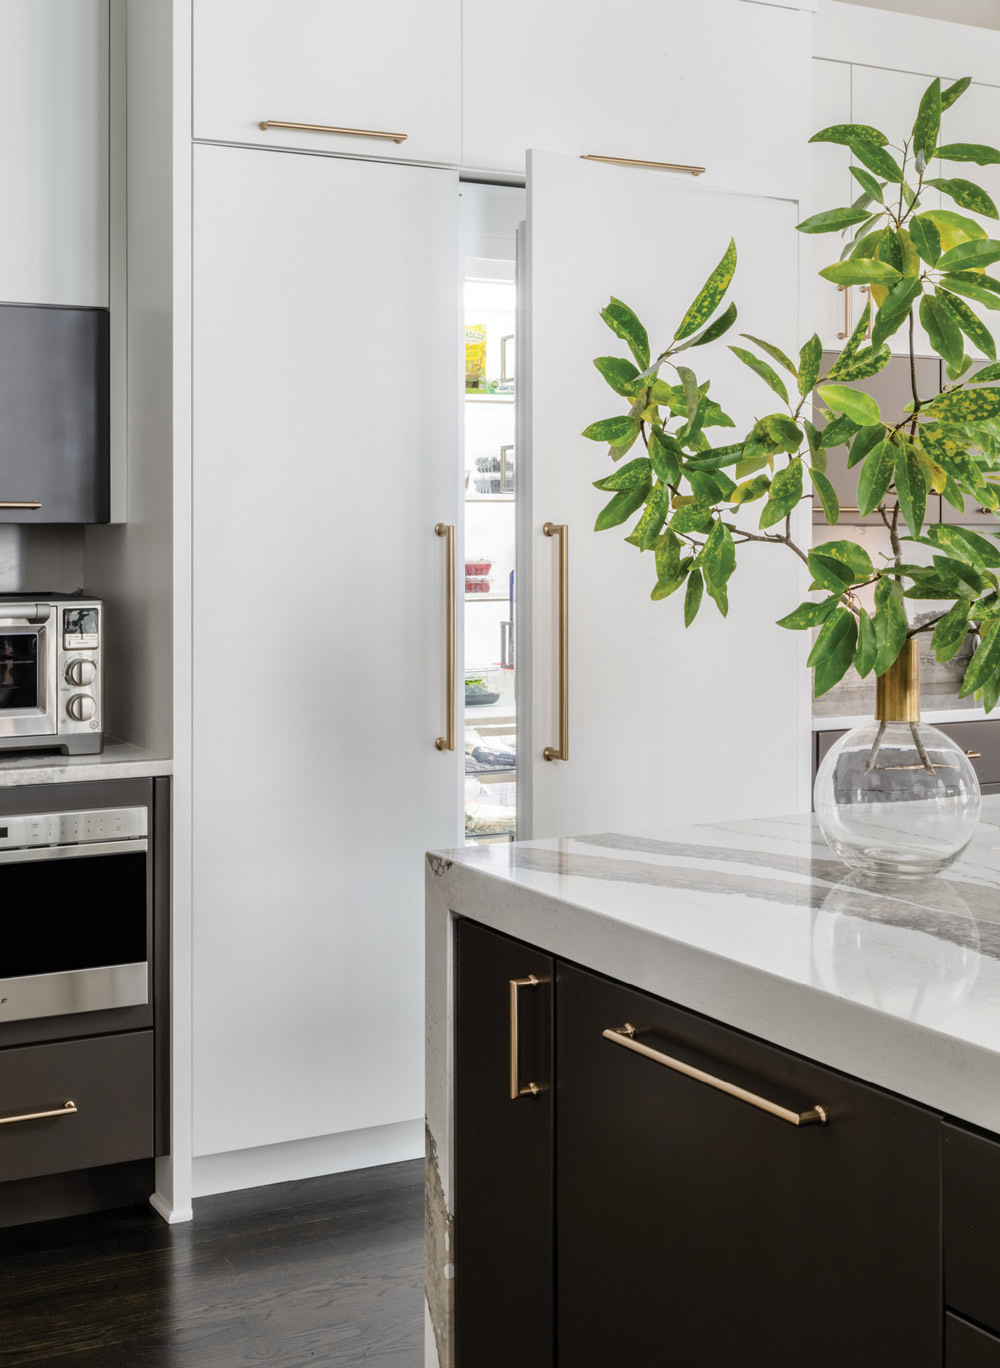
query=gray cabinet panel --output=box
[814,720,1000,794]
[813,352,942,527]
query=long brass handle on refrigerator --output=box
[581,154,705,177]
[0,501,41,510]
[603,1025,828,1127]
[258,119,407,144]
[434,523,456,752]
[0,1100,77,1126]
[543,522,569,762]
[837,284,850,340]
[510,976,543,1099]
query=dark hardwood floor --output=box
[0,1159,425,1367]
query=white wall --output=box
[834,0,1000,30]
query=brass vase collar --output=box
[875,637,920,723]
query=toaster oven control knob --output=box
[66,659,97,687]
[67,693,97,722]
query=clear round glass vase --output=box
[814,640,982,878]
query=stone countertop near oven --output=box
[0,739,172,787]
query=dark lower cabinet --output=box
[454,919,553,1368]
[947,1316,1000,1368]
[556,964,941,1368]
[453,921,947,1366]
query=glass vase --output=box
[814,639,981,877]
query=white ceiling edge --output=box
[816,0,1000,83]
[834,0,1000,29]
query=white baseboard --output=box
[149,1191,194,1224]
[191,1118,423,1199]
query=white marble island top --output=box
[427,803,1000,1134]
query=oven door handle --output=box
[0,604,50,623]
[0,838,148,865]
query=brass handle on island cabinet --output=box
[0,1100,77,1126]
[435,523,455,752]
[543,522,569,762]
[603,1025,828,1127]
[510,976,545,1099]
[0,501,41,510]
[258,120,407,144]
[966,750,982,758]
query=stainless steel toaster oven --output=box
[0,595,103,754]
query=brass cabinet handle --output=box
[0,1100,77,1126]
[603,1025,828,1127]
[0,501,41,510]
[510,976,544,1100]
[581,154,705,177]
[434,523,456,752]
[837,284,850,341]
[543,522,569,762]
[966,750,982,758]
[258,120,407,144]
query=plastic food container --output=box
[465,557,492,577]
[465,576,492,595]
[465,666,501,707]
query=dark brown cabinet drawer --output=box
[947,1314,1000,1367]
[816,720,1000,792]
[0,1032,153,1183]
[945,1122,1000,1336]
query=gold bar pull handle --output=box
[837,284,851,340]
[510,976,545,1100]
[603,1025,828,1128]
[0,501,41,510]
[259,120,407,144]
[581,154,705,177]
[543,522,569,762]
[966,750,982,758]
[0,1100,77,1126]
[434,523,456,752]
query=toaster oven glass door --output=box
[0,623,53,736]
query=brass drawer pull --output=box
[510,976,545,1100]
[0,1099,77,1126]
[966,750,982,758]
[0,501,41,510]
[603,1025,828,1127]
[258,120,407,145]
[434,523,456,752]
[543,522,569,762]
[581,154,705,177]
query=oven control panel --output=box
[0,807,147,851]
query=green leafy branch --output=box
[583,73,1000,710]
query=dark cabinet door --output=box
[555,963,941,1368]
[947,1315,1000,1368]
[0,304,109,523]
[454,918,553,1368]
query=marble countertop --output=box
[427,803,1000,1133]
[0,739,172,787]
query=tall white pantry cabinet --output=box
[167,0,817,1209]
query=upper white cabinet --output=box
[0,0,108,306]
[812,60,854,351]
[193,0,461,165]
[462,0,811,200]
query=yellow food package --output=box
[465,324,487,390]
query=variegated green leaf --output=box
[636,484,669,551]
[909,215,942,266]
[592,457,652,492]
[941,76,972,112]
[857,438,896,516]
[600,297,650,368]
[920,294,965,371]
[912,77,941,163]
[777,596,842,630]
[932,600,972,664]
[932,387,1000,420]
[675,239,737,341]
[927,177,1000,220]
[826,345,892,382]
[808,607,859,697]
[873,578,909,676]
[813,540,874,582]
[796,206,874,235]
[593,356,640,396]
[594,484,648,530]
[809,124,889,148]
[894,442,928,538]
[798,334,822,397]
[682,300,738,350]
[740,334,796,375]
[817,384,881,427]
[758,458,803,529]
[683,567,704,626]
[582,415,638,444]
[648,427,682,485]
[937,239,1000,271]
[938,275,1000,313]
[850,166,884,202]
[730,346,788,404]
[937,289,997,360]
[811,467,840,525]
[697,520,736,617]
[819,259,901,287]
[854,608,878,677]
[936,143,1000,166]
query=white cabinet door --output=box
[0,0,108,305]
[851,65,941,357]
[192,145,459,1156]
[939,80,1000,360]
[194,0,460,165]
[463,0,811,201]
[812,60,855,350]
[521,152,807,841]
